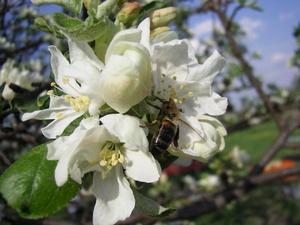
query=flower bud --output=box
[150,7,176,29]
[99,29,152,113]
[117,2,141,26]
[83,0,91,9]
[150,26,170,38]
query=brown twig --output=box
[251,117,300,175]
[208,1,283,130]
[165,165,300,222]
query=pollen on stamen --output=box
[50,82,56,87]
[188,91,193,97]
[100,160,107,167]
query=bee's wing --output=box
[178,118,205,140]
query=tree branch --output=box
[251,116,300,175]
[211,2,283,130]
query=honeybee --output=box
[149,98,203,156]
[150,98,180,155]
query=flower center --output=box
[99,141,125,176]
[64,95,90,112]
[156,74,194,105]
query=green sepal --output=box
[53,13,114,42]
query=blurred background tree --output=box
[0,0,300,225]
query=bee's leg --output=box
[173,127,179,148]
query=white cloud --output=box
[270,52,291,65]
[191,19,222,38]
[239,17,263,40]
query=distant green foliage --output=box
[225,121,300,163]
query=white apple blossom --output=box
[47,114,161,225]
[98,26,152,113]
[138,18,228,161]
[199,174,222,192]
[230,146,251,168]
[22,39,104,139]
[0,59,42,101]
[22,26,153,138]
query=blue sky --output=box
[185,0,300,89]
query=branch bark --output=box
[211,2,283,130]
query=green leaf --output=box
[32,0,83,14]
[133,190,175,217]
[53,13,112,42]
[34,17,64,38]
[15,98,39,113]
[0,144,80,219]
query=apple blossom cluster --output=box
[22,18,227,225]
[0,59,43,101]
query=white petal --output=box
[188,50,225,83]
[194,92,228,116]
[123,149,161,183]
[41,111,83,139]
[47,136,69,160]
[48,46,79,97]
[49,119,108,186]
[169,115,226,161]
[92,167,135,225]
[68,39,104,69]
[100,47,151,113]
[22,96,71,121]
[138,18,151,51]
[152,39,192,81]
[105,28,141,62]
[100,114,148,151]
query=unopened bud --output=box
[117,2,141,26]
[150,7,176,29]
[150,26,170,38]
[83,0,91,9]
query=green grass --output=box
[224,121,300,163]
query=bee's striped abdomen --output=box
[151,119,177,152]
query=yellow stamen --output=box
[98,142,125,177]
[64,95,90,112]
